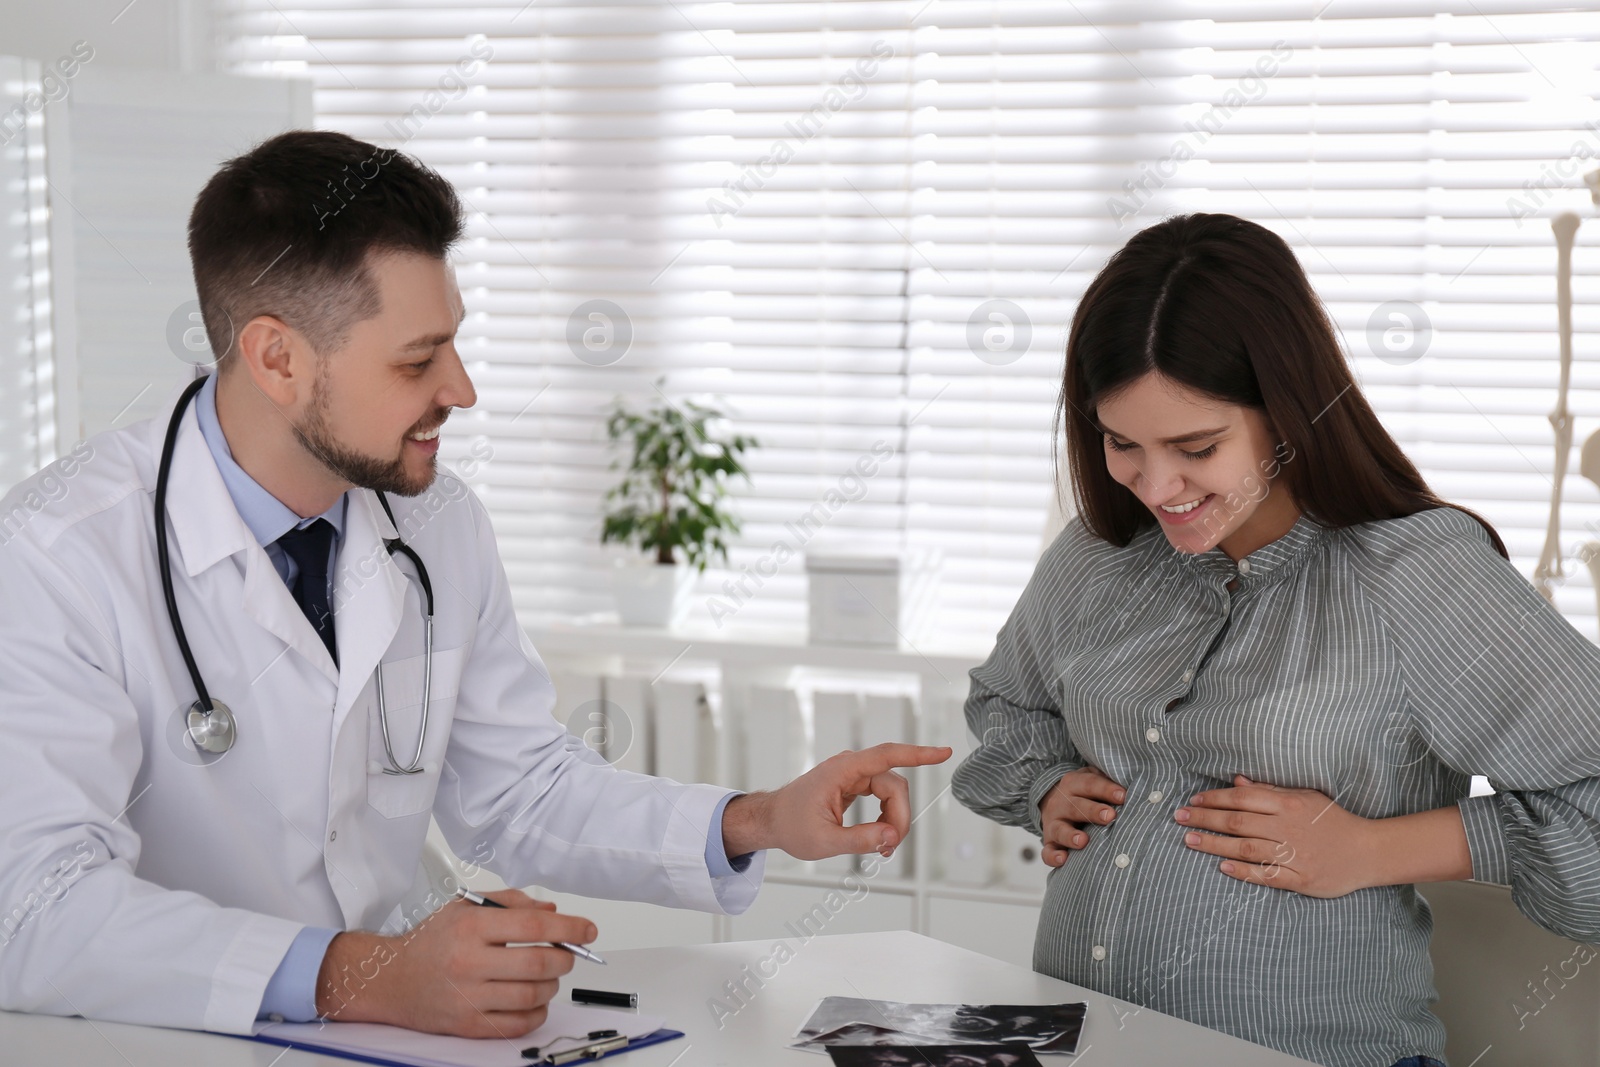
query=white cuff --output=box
[203,911,306,1034]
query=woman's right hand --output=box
[1038,765,1127,867]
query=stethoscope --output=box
[156,375,436,774]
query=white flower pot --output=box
[612,559,694,628]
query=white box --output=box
[804,553,938,647]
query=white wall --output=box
[0,0,314,448]
[48,66,312,439]
[0,0,217,464]
[0,0,214,75]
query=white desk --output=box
[0,930,1316,1066]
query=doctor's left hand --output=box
[721,742,953,862]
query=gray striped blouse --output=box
[951,506,1600,1067]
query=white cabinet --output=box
[424,814,717,951]
[728,879,915,944]
[926,895,1040,971]
[528,889,718,953]
[997,825,1050,894]
[443,627,1051,973]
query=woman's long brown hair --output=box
[1057,212,1507,559]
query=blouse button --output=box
[1181,668,1193,684]
[1145,727,1161,743]
[1114,853,1131,868]
[1091,945,1107,961]
[1147,789,1164,804]
[1238,558,1252,576]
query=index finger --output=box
[1065,767,1126,803]
[1188,786,1281,815]
[854,743,953,772]
[495,907,599,947]
[480,889,545,909]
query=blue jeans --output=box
[1390,1058,1446,1067]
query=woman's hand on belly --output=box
[1173,774,1379,898]
[1039,765,1127,867]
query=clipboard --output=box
[245,1022,684,1067]
[522,1028,684,1065]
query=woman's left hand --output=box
[1174,774,1377,898]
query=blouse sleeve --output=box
[950,520,1096,838]
[1351,506,1600,942]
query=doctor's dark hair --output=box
[1058,212,1507,558]
[187,129,464,370]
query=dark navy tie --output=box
[276,518,338,667]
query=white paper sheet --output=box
[254,1001,665,1067]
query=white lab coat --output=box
[0,380,764,1034]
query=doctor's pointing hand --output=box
[722,742,955,862]
[0,129,950,1041]
[315,743,951,1036]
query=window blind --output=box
[215,1,1600,645]
[0,55,58,496]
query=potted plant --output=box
[601,389,755,627]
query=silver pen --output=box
[456,888,608,965]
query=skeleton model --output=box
[1532,168,1599,616]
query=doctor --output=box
[0,130,950,1039]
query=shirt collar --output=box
[194,372,347,548]
[1156,509,1327,587]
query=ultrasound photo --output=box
[792,997,1085,1055]
[826,1045,1045,1067]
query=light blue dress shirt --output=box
[194,372,348,596]
[191,374,752,1022]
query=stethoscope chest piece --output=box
[186,699,237,755]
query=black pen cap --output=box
[571,988,637,1009]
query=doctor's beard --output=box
[290,368,446,498]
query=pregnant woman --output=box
[951,212,1600,1067]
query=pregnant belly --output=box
[1032,825,1436,1065]
[1038,759,1428,983]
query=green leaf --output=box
[599,385,756,570]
